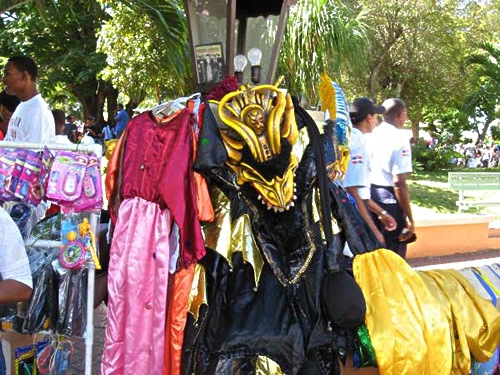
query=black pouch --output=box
[399,233,417,244]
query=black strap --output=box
[293,99,333,245]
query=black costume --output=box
[181,83,379,374]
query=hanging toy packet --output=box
[0,149,18,201]
[65,153,104,212]
[46,151,88,203]
[4,149,27,198]
[14,150,42,202]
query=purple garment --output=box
[102,198,176,374]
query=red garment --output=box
[120,109,205,266]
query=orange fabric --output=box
[105,130,127,224]
[191,104,214,222]
[194,172,214,222]
[163,264,196,375]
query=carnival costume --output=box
[180,80,380,374]
[104,77,499,375]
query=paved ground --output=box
[69,303,106,374]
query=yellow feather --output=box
[319,72,336,120]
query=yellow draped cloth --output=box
[353,249,452,375]
[419,269,500,373]
[354,249,500,375]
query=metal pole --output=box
[85,263,95,375]
[0,140,101,154]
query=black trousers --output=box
[370,184,408,258]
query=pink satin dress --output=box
[102,109,206,375]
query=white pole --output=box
[0,140,99,154]
[85,263,95,375]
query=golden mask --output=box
[217,80,298,211]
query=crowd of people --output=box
[454,143,500,168]
[60,110,127,147]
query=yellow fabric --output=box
[421,269,500,363]
[353,249,452,375]
[255,356,284,375]
[202,187,264,286]
[418,272,471,374]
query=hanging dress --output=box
[102,109,206,375]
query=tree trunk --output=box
[478,118,493,145]
[73,81,119,127]
[411,118,420,140]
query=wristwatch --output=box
[377,210,388,220]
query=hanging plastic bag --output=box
[22,262,56,334]
[56,266,87,337]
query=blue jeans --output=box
[0,341,5,375]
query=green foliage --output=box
[98,0,190,103]
[0,1,110,117]
[491,124,500,142]
[278,0,369,105]
[421,106,471,145]
[411,140,462,171]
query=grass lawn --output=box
[408,168,500,216]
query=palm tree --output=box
[464,42,500,144]
[465,42,500,87]
[279,0,369,106]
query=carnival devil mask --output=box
[217,81,298,212]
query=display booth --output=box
[0,141,103,375]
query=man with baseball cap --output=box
[343,97,396,247]
[367,98,415,258]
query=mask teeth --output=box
[259,189,298,212]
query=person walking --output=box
[114,103,129,138]
[52,109,73,145]
[343,97,397,247]
[65,114,79,143]
[2,55,55,143]
[85,116,103,144]
[367,98,415,258]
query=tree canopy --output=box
[0,0,498,144]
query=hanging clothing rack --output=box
[0,140,102,375]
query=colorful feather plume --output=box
[319,72,336,120]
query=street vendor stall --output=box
[0,141,103,375]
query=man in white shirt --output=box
[343,97,396,247]
[2,56,55,144]
[367,98,415,258]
